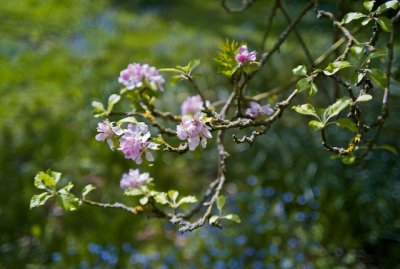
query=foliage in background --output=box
[1,0,400,268]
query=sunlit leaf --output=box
[217,195,226,212]
[209,215,220,225]
[224,214,241,223]
[323,61,353,76]
[308,120,325,131]
[363,1,375,12]
[324,97,352,121]
[356,94,373,102]
[376,0,400,15]
[292,104,319,118]
[342,12,367,24]
[292,65,307,77]
[81,184,96,199]
[30,192,53,209]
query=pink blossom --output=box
[118,63,165,91]
[120,169,151,190]
[119,122,157,164]
[177,113,212,151]
[95,119,123,149]
[181,95,204,115]
[245,102,274,118]
[235,45,257,66]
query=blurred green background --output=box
[1,0,400,268]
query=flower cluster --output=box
[177,113,212,151]
[120,169,151,190]
[119,123,157,164]
[235,45,257,66]
[181,95,204,115]
[95,119,123,149]
[245,102,273,118]
[118,63,165,91]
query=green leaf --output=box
[336,118,357,132]
[124,188,144,196]
[342,12,367,24]
[217,195,226,212]
[376,0,400,15]
[363,1,375,12]
[34,170,61,190]
[154,192,169,205]
[139,197,149,205]
[107,94,121,113]
[361,18,372,26]
[292,65,307,77]
[30,192,53,209]
[375,16,393,32]
[81,184,96,199]
[58,192,80,211]
[209,215,220,225]
[368,49,388,60]
[368,68,388,88]
[158,68,184,73]
[214,39,241,77]
[168,190,179,203]
[242,62,260,74]
[92,101,105,113]
[308,120,325,131]
[378,144,398,155]
[323,61,353,76]
[296,78,309,93]
[308,82,318,97]
[176,196,198,207]
[224,214,241,223]
[117,116,137,125]
[356,94,373,102]
[342,155,356,164]
[324,97,352,121]
[292,104,319,118]
[57,184,80,211]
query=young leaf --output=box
[168,190,179,203]
[124,188,144,196]
[154,192,169,205]
[217,195,226,213]
[342,155,356,164]
[107,94,121,113]
[363,1,375,12]
[376,0,400,15]
[92,101,105,114]
[342,12,367,24]
[209,215,220,225]
[336,118,357,132]
[292,104,319,118]
[30,192,54,209]
[368,68,388,88]
[292,65,307,77]
[82,184,96,199]
[296,78,310,93]
[177,196,197,207]
[308,82,318,97]
[34,170,61,190]
[117,116,137,125]
[243,62,260,74]
[356,94,373,102]
[139,197,149,205]
[375,16,393,32]
[324,97,352,121]
[58,191,80,211]
[323,61,352,76]
[308,120,325,131]
[224,214,241,223]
